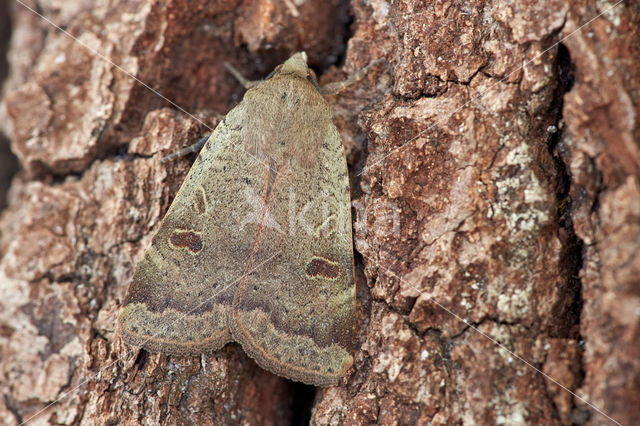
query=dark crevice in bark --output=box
[3,395,23,425]
[0,0,10,81]
[26,142,167,184]
[288,381,315,425]
[133,348,149,370]
[0,134,17,212]
[548,42,587,420]
[0,0,19,214]
[327,0,353,72]
[550,42,582,337]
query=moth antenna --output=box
[282,0,300,17]
[320,57,386,95]
[161,134,210,163]
[224,62,260,89]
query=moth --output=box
[118,52,360,386]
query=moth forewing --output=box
[118,52,356,387]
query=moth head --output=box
[276,51,321,92]
[280,51,309,78]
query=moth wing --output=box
[229,123,355,386]
[118,105,269,354]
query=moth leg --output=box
[224,62,260,90]
[320,58,385,95]
[161,134,210,162]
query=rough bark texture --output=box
[0,0,638,425]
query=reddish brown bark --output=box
[0,0,638,424]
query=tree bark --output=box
[0,0,638,424]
